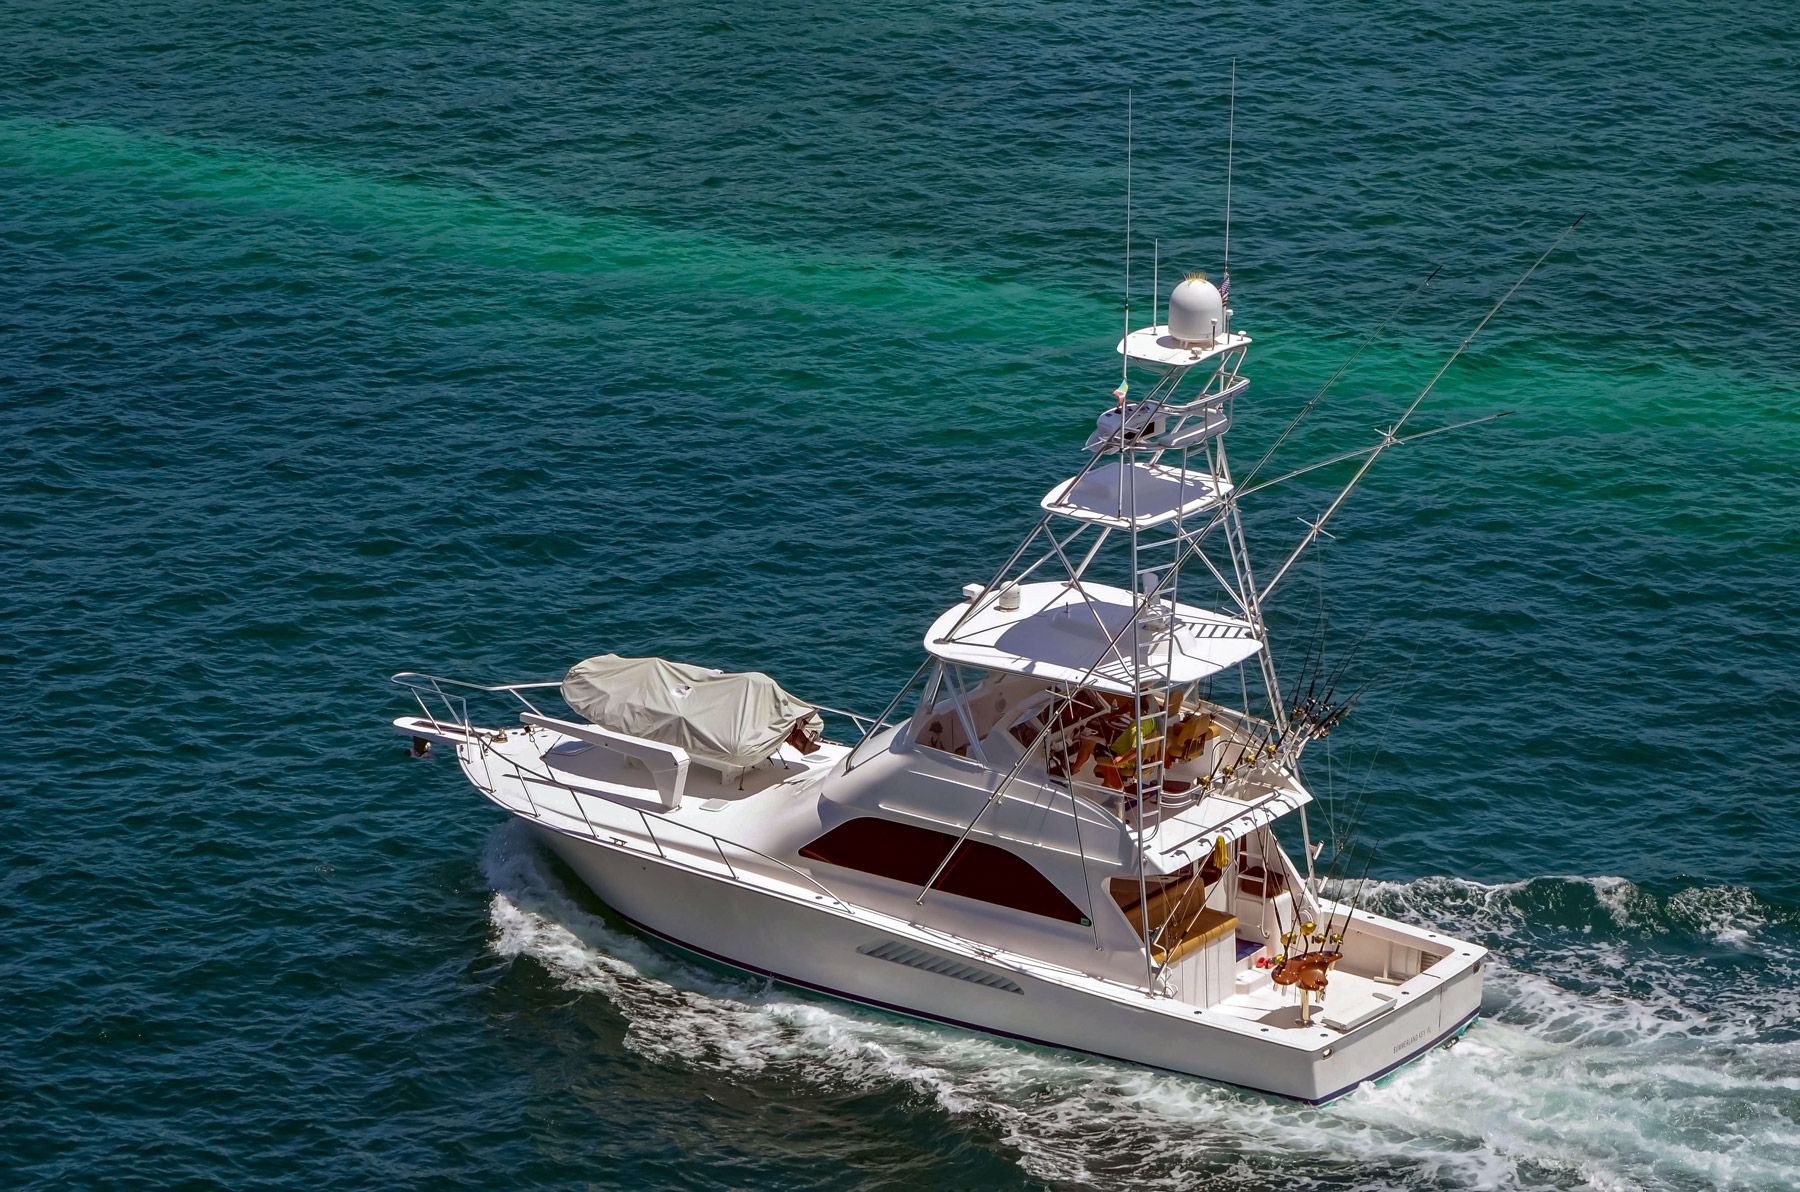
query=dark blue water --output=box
[4,2,1797,1188]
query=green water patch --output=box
[6,115,1793,456]
[0,114,1100,344]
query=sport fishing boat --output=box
[388,255,1542,1103]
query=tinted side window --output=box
[800,817,1087,924]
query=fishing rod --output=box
[1286,627,1335,725]
[1315,628,1371,720]
[1327,846,1381,953]
[1317,682,1368,734]
[1261,826,1300,959]
[1321,843,1376,946]
[1283,614,1328,717]
[1155,835,1235,976]
[1271,845,1371,1029]
[1286,620,1363,732]
[1295,829,1361,955]
[1325,776,1370,868]
[1257,214,1584,607]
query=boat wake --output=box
[482,823,1800,1190]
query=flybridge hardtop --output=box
[923,579,1262,696]
[383,231,1577,1099]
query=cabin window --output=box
[799,817,1088,924]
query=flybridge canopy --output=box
[1041,460,1232,529]
[1117,326,1251,370]
[924,581,1263,696]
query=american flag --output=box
[1219,270,1231,304]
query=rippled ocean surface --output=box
[4,2,1798,1188]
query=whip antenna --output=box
[1223,60,1236,290]
[1117,92,1133,400]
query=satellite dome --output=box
[1167,274,1224,346]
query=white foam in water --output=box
[481,825,1800,1190]
[1667,884,1767,947]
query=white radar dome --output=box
[1167,274,1224,346]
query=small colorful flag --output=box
[1112,380,1129,402]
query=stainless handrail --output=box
[483,750,851,909]
[394,670,854,909]
[1162,372,1248,414]
[394,672,886,742]
[804,702,898,739]
[391,670,560,721]
[469,743,854,911]
[629,808,849,910]
[391,670,562,692]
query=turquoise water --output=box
[4,2,1798,1188]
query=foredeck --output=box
[537,732,817,802]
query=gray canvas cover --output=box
[562,654,822,771]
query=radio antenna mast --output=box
[1223,59,1236,288]
[1119,92,1133,399]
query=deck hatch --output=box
[857,939,1024,994]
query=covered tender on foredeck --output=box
[562,654,822,772]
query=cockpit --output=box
[907,666,1281,831]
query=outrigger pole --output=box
[1257,214,1585,606]
[1239,412,1513,500]
[1240,265,1442,489]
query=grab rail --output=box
[391,671,561,735]
[630,809,851,911]
[392,672,889,744]
[809,703,899,738]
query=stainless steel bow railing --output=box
[390,670,853,911]
[392,670,561,734]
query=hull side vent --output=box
[857,939,1024,995]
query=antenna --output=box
[1121,91,1133,396]
[1223,59,1236,284]
[1224,57,1238,316]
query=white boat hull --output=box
[529,816,1483,1104]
